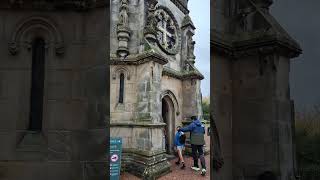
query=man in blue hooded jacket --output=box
[179,116,206,176]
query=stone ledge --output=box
[110,51,168,65]
[211,36,302,59]
[122,148,166,157]
[162,67,204,80]
[110,122,166,128]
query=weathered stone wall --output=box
[110,0,145,55]
[111,59,166,123]
[0,7,108,180]
[211,53,234,180]
[111,126,164,151]
[231,53,295,180]
[161,75,183,124]
[110,0,203,178]
[231,54,277,179]
[275,55,295,180]
[110,65,137,122]
[181,79,203,119]
[110,57,170,178]
[110,0,189,71]
[211,47,297,180]
[211,0,300,179]
[134,61,163,122]
[212,0,233,33]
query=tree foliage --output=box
[202,96,210,120]
[295,105,320,179]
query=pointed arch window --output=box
[119,73,125,103]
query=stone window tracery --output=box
[154,7,180,55]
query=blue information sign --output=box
[110,137,122,180]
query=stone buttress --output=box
[211,0,302,180]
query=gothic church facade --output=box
[110,0,203,178]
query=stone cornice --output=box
[211,39,233,57]
[212,0,302,59]
[110,122,166,128]
[162,67,204,80]
[122,148,166,157]
[211,33,302,59]
[211,29,234,57]
[110,51,168,65]
[0,1,106,11]
[233,35,302,58]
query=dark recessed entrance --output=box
[161,96,175,154]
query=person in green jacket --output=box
[178,116,206,176]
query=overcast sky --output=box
[186,1,320,107]
[189,0,210,97]
[271,1,320,110]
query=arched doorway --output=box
[161,95,175,154]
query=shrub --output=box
[295,105,320,179]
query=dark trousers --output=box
[191,144,206,169]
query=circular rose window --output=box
[154,7,180,55]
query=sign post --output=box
[110,137,122,180]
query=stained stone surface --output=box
[211,0,301,180]
[110,0,203,179]
[0,2,108,180]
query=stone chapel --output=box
[0,1,108,180]
[212,0,302,180]
[110,0,204,178]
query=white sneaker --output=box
[201,168,206,176]
[191,166,200,171]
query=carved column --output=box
[117,0,131,58]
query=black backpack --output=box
[179,133,186,144]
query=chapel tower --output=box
[211,0,301,180]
